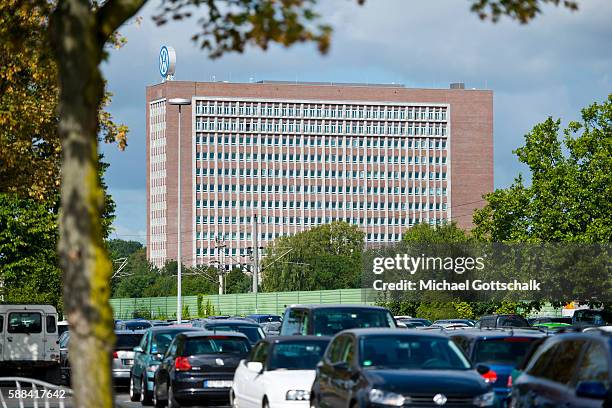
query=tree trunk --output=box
[50,1,114,406]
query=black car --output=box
[246,314,282,324]
[153,331,251,407]
[398,317,433,327]
[511,330,612,408]
[528,316,572,325]
[280,305,396,336]
[192,319,265,345]
[311,329,495,408]
[116,319,154,331]
[449,328,546,406]
[572,309,612,328]
[475,314,530,329]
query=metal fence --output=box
[110,288,370,319]
[0,377,72,408]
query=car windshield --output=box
[268,341,328,371]
[360,335,471,370]
[206,325,264,343]
[59,333,70,348]
[313,309,394,336]
[183,336,250,355]
[151,331,181,354]
[115,333,144,350]
[473,337,538,366]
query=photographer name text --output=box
[372,279,541,291]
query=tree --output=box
[403,221,473,244]
[470,0,579,23]
[473,95,612,243]
[225,267,251,294]
[107,238,143,260]
[1,0,586,404]
[262,221,365,292]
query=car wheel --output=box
[168,385,181,408]
[141,375,153,405]
[130,374,141,402]
[153,381,166,408]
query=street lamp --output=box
[168,97,191,323]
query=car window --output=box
[152,332,180,354]
[529,339,585,383]
[8,312,42,334]
[326,335,348,364]
[205,324,264,343]
[46,315,56,333]
[252,342,269,363]
[167,338,179,357]
[138,331,149,351]
[473,337,540,366]
[115,333,145,350]
[450,336,471,356]
[312,308,394,336]
[499,316,529,327]
[360,335,471,370]
[183,337,250,355]
[575,341,610,390]
[281,309,306,335]
[268,340,328,370]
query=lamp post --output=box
[168,97,191,323]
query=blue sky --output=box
[100,0,612,243]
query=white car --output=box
[231,336,331,408]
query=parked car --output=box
[192,319,265,345]
[475,314,530,329]
[153,331,251,407]
[116,320,153,331]
[528,316,572,325]
[435,319,476,327]
[113,330,146,383]
[261,321,282,337]
[246,314,282,324]
[397,317,433,327]
[57,320,70,336]
[280,305,396,336]
[0,304,60,382]
[130,326,202,404]
[150,320,173,327]
[449,328,547,406]
[231,336,331,408]
[572,309,612,328]
[311,329,495,408]
[511,330,612,407]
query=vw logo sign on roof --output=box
[159,46,176,80]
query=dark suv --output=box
[475,314,530,329]
[510,330,612,407]
[280,305,396,336]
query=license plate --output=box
[123,359,134,366]
[204,380,233,388]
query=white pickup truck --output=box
[0,304,61,382]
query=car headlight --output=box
[286,390,310,401]
[369,389,409,406]
[473,391,495,407]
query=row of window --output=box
[196,185,448,196]
[195,120,447,136]
[195,101,447,121]
[195,169,448,181]
[195,199,445,217]
[195,135,447,149]
[196,152,447,164]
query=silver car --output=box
[113,330,145,382]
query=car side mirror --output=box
[475,364,490,375]
[133,346,143,353]
[576,381,608,399]
[247,361,264,374]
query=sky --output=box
[100,0,612,243]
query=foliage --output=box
[473,95,612,243]
[261,221,365,292]
[225,267,251,294]
[107,239,143,259]
[403,221,473,244]
[470,0,579,23]
[0,194,61,308]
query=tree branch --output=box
[95,0,146,47]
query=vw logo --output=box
[433,394,447,406]
[158,46,176,79]
[215,358,225,366]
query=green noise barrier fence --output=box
[110,288,371,319]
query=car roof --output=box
[342,328,448,338]
[178,330,249,339]
[202,319,261,326]
[286,304,389,310]
[115,330,147,335]
[447,328,546,339]
[148,326,201,333]
[261,335,332,344]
